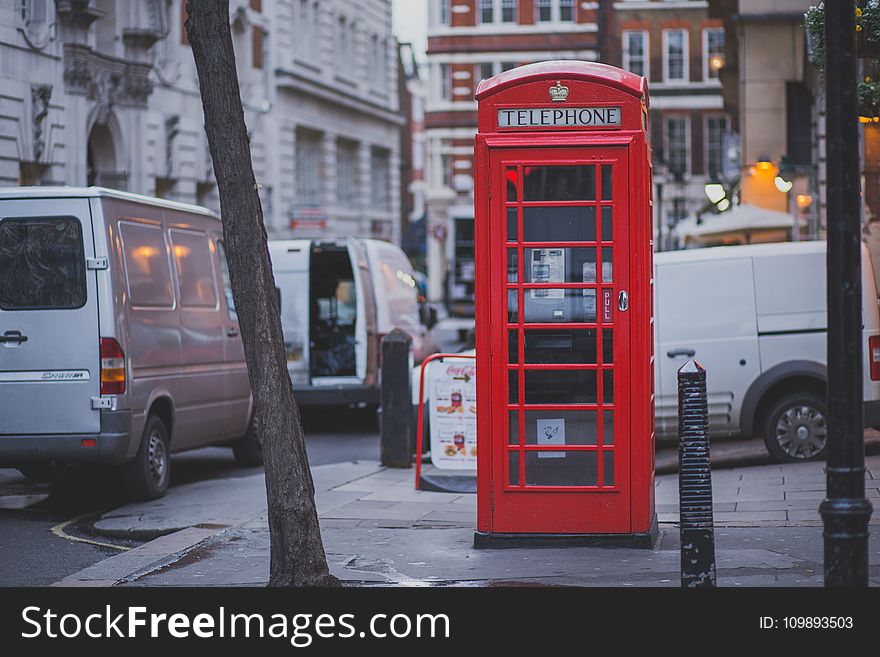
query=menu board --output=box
[428,358,478,471]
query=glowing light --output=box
[704,183,726,204]
[796,194,813,209]
[173,245,191,258]
[132,246,160,260]
[774,176,794,193]
[709,55,725,72]
[755,159,774,173]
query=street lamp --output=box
[775,157,797,240]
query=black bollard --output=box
[380,329,413,468]
[678,359,716,588]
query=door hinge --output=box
[87,257,108,270]
[490,486,495,511]
[91,396,117,410]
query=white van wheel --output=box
[123,415,171,500]
[232,414,263,467]
[762,393,827,463]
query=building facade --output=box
[608,0,728,249]
[707,0,819,238]
[1,0,403,241]
[424,0,603,309]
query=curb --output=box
[53,524,232,587]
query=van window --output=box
[170,229,218,309]
[378,247,419,326]
[0,217,86,310]
[120,221,174,308]
[216,241,237,321]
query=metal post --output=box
[656,180,664,252]
[821,0,874,587]
[678,360,716,588]
[380,329,413,468]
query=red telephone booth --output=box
[473,61,656,547]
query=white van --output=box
[0,187,256,500]
[269,238,437,406]
[655,241,880,461]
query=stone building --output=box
[1,0,404,241]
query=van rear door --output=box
[0,198,101,435]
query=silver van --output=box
[0,187,257,499]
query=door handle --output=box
[0,331,28,344]
[226,328,239,338]
[618,290,629,312]
[667,348,696,358]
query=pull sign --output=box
[602,289,614,323]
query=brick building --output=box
[423,0,727,309]
[424,0,604,310]
[608,0,728,249]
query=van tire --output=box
[761,392,828,463]
[232,414,263,467]
[123,415,171,501]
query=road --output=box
[0,406,381,587]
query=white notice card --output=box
[537,418,565,459]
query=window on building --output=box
[705,115,727,179]
[479,0,494,23]
[438,0,450,25]
[252,26,264,69]
[663,29,688,82]
[337,139,359,208]
[20,0,47,27]
[295,0,309,59]
[477,61,495,83]
[439,63,452,101]
[502,0,517,23]
[337,16,348,69]
[559,0,574,22]
[441,153,453,188]
[535,0,552,22]
[787,82,813,166]
[704,28,724,80]
[371,148,391,212]
[623,30,648,78]
[295,129,323,207]
[369,33,378,86]
[664,116,689,176]
[501,61,517,72]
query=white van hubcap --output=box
[148,431,168,483]
[776,405,826,459]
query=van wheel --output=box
[123,415,171,501]
[232,414,263,467]
[762,392,828,463]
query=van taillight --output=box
[870,335,880,381]
[100,338,126,394]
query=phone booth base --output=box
[474,518,658,549]
[474,62,657,548]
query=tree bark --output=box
[185,0,338,587]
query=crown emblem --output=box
[549,81,569,102]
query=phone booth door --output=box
[490,147,631,534]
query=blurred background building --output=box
[2,0,405,242]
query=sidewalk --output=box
[56,455,880,587]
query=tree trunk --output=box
[185,0,338,587]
